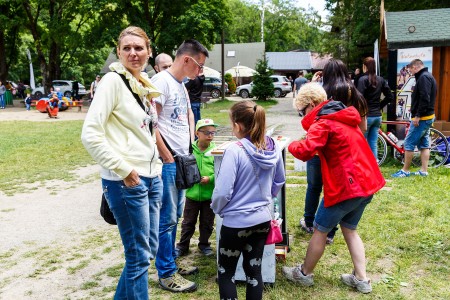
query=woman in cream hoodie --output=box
[81,26,162,300]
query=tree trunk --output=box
[0,30,8,82]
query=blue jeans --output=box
[364,116,382,158]
[304,156,337,239]
[26,103,31,110]
[0,94,4,108]
[191,102,201,126]
[404,118,434,151]
[314,195,373,232]
[102,176,162,300]
[155,162,186,278]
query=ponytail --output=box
[230,100,266,150]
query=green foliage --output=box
[224,0,324,52]
[224,73,236,94]
[252,59,274,101]
[304,73,313,81]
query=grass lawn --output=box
[0,99,449,299]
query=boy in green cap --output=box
[176,118,218,256]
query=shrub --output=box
[252,59,274,101]
[224,73,236,94]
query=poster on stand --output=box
[396,47,433,119]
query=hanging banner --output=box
[396,47,432,119]
[26,49,36,90]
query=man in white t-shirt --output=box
[151,39,208,293]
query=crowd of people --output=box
[80,25,437,299]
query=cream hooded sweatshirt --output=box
[81,63,162,179]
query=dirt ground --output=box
[0,97,301,299]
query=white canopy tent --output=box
[225,65,257,77]
[203,66,221,78]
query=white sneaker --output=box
[282,264,314,286]
[341,273,372,293]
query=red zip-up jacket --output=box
[288,100,385,207]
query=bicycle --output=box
[377,120,449,167]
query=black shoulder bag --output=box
[162,136,201,190]
[99,72,151,225]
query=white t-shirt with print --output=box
[151,70,191,156]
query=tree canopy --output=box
[2,0,449,89]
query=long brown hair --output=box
[322,59,368,117]
[230,100,266,150]
[363,57,377,88]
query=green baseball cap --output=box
[196,118,218,131]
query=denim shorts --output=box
[403,118,434,151]
[314,195,373,232]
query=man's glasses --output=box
[198,130,216,136]
[188,56,204,70]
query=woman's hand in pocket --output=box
[124,169,141,187]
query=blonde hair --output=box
[230,100,266,150]
[117,26,151,53]
[293,83,327,109]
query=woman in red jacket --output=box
[282,83,385,294]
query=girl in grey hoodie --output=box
[212,100,285,300]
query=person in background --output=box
[391,59,437,178]
[81,26,163,300]
[46,92,59,118]
[357,57,394,159]
[176,118,218,257]
[151,39,208,293]
[0,80,6,109]
[71,80,79,100]
[90,75,100,100]
[212,100,286,300]
[283,83,385,294]
[185,73,205,126]
[293,71,308,97]
[25,93,32,111]
[154,53,173,73]
[47,86,55,98]
[55,88,63,100]
[353,67,362,87]
[17,81,26,99]
[288,75,294,92]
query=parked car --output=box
[236,75,292,98]
[32,80,87,98]
[203,76,228,98]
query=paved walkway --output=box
[221,93,305,141]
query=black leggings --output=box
[217,221,270,300]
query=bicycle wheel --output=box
[411,128,450,168]
[377,134,388,166]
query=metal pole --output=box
[221,29,225,100]
[260,1,265,42]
